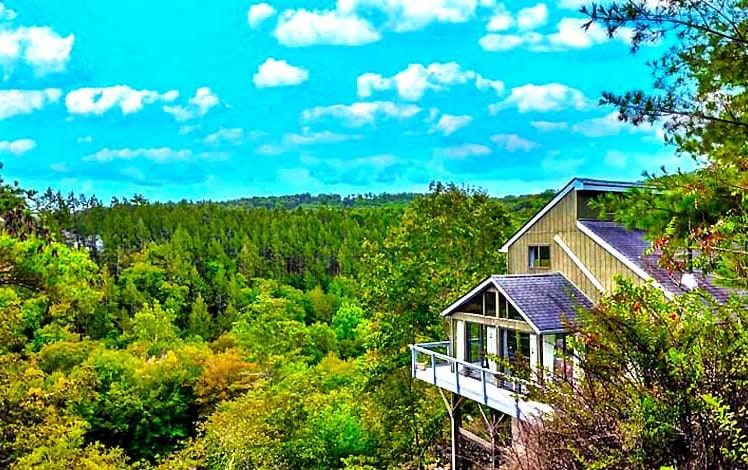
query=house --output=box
[409,177,733,461]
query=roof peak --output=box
[499,176,640,253]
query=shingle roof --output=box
[579,220,734,303]
[491,273,594,333]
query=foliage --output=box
[512,279,748,469]
[359,182,513,465]
[0,176,550,468]
[584,0,748,287]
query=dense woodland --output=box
[0,177,552,469]
[5,0,748,466]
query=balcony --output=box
[410,341,552,421]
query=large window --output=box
[528,245,551,268]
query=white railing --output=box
[410,341,531,405]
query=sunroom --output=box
[410,273,592,419]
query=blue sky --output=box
[0,0,693,201]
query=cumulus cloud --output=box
[271,0,491,47]
[491,133,539,152]
[0,138,36,155]
[274,9,380,46]
[83,147,193,163]
[66,86,179,115]
[253,58,309,88]
[340,0,480,32]
[479,33,526,51]
[163,87,220,121]
[516,3,548,30]
[490,83,589,113]
[357,62,504,101]
[0,88,61,119]
[430,114,473,136]
[480,16,631,52]
[0,26,74,76]
[301,101,421,127]
[570,111,658,137]
[248,3,276,28]
[486,4,513,31]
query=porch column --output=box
[529,334,539,379]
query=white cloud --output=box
[0,88,61,119]
[547,18,631,49]
[204,127,245,145]
[436,143,492,159]
[253,58,309,88]
[486,4,513,31]
[284,129,361,145]
[480,16,631,52]
[516,3,548,30]
[341,0,480,32]
[431,114,472,136]
[272,0,490,47]
[475,76,504,95]
[66,86,178,115]
[490,83,589,113]
[301,101,421,127]
[163,87,220,121]
[83,147,193,163]
[479,33,526,51]
[491,133,539,152]
[0,26,74,75]
[570,111,657,137]
[248,3,276,28]
[77,135,93,144]
[274,9,380,47]
[357,62,503,101]
[0,138,36,155]
[530,120,568,131]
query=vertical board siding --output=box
[507,189,644,301]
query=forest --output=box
[0,177,552,469]
[5,0,748,466]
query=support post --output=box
[452,393,462,470]
[438,389,463,470]
[431,353,437,384]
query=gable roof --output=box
[441,273,594,334]
[579,220,734,303]
[499,177,640,253]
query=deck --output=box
[410,342,552,421]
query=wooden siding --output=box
[507,189,645,301]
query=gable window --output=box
[528,245,551,268]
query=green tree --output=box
[583,0,748,287]
[359,183,513,465]
[512,279,748,469]
[187,294,214,341]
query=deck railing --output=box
[410,341,531,404]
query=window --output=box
[483,291,496,316]
[528,245,551,268]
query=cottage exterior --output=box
[410,177,732,452]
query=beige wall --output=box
[507,189,644,301]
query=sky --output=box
[0,0,695,202]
